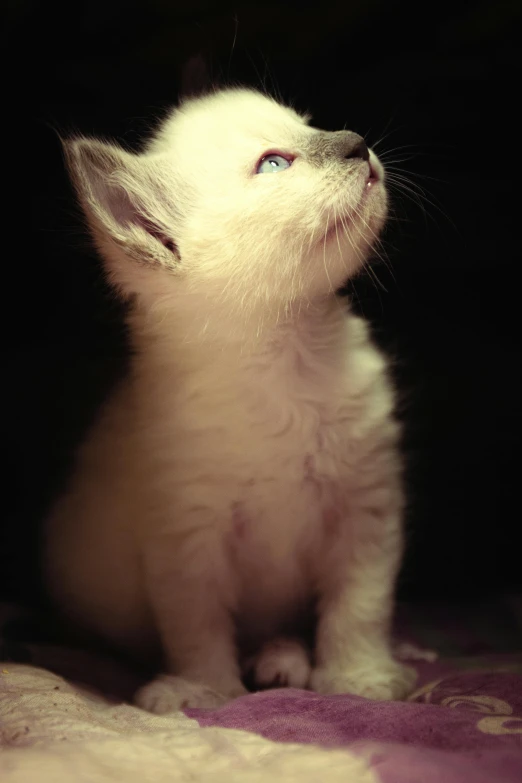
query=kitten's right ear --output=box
[63,137,180,277]
[180,53,212,98]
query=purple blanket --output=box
[190,663,522,782]
[1,600,522,781]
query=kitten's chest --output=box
[223,398,353,583]
[225,425,351,642]
[179,319,392,635]
[218,331,390,620]
[226,416,351,551]
[199,322,384,540]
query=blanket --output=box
[1,600,521,782]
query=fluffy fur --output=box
[44,88,415,712]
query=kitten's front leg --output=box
[311,499,416,701]
[135,526,247,714]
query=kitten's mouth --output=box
[323,162,382,241]
[367,161,380,187]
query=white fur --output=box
[45,88,415,712]
[248,638,312,689]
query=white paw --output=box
[393,641,438,663]
[251,637,311,689]
[311,658,417,701]
[134,675,248,713]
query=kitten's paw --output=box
[310,658,417,701]
[134,675,247,713]
[251,637,311,689]
[393,641,438,663]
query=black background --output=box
[2,1,521,607]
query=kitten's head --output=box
[65,88,387,319]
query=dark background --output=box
[2,1,521,608]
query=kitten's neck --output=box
[129,290,350,367]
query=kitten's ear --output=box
[63,138,179,270]
[180,52,212,98]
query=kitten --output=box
[45,88,416,712]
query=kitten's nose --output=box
[309,130,371,166]
[342,132,370,162]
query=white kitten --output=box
[44,88,416,712]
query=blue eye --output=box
[256,153,292,174]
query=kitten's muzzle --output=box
[307,130,371,168]
[341,132,370,163]
[340,132,380,183]
[332,131,378,180]
[326,130,369,162]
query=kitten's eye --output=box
[256,153,292,174]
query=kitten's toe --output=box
[135,675,247,713]
[251,637,311,690]
[311,658,417,701]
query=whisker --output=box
[322,209,334,294]
[386,172,457,231]
[227,14,239,76]
[341,208,388,304]
[385,164,449,185]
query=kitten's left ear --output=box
[63,138,180,271]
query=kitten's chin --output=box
[324,182,387,249]
[323,210,386,273]
[311,210,386,292]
